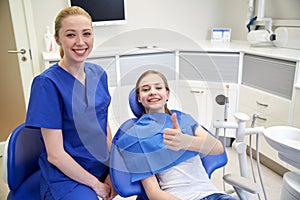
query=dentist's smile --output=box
[73,48,87,56]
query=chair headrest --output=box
[128,88,144,118]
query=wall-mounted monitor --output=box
[68,0,127,26]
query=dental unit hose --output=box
[223,85,230,191]
[249,114,261,200]
[214,85,232,192]
[224,85,229,122]
[249,114,268,200]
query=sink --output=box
[263,126,300,169]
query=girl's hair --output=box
[54,6,92,58]
[135,70,171,115]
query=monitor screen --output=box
[68,0,127,26]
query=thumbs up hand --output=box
[163,113,194,151]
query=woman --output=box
[25,6,116,200]
[118,70,236,200]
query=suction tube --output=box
[249,114,268,200]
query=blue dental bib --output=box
[117,111,199,182]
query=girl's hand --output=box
[163,113,194,151]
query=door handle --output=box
[8,49,26,54]
[190,90,204,94]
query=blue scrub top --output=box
[26,62,111,199]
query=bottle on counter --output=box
[44,26,56,52]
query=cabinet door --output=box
[109,86,134,136]
[292,88,300,128]
[88,56,117,87]
[176,85,207,126]
[242,54,296,100]
[179,52,239,83]
[239,85,291,126]
[44,55,117,87]
[119,52,176,86]
[206,86,238,137]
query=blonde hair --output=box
[54,6,92,58]
[135,70,171,115]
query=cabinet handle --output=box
[190,90,204,94]
[256,101,269,107]
[257,116,267,121]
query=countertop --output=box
[42,40,300,62]
[43,40,300,88]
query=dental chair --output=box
[109,89,229,199]
[2,123,43,200]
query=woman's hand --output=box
[92,181,111,200]
[41,129,114,199]
[163,113,194,151]
[104,174,118,200]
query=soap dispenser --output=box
[44,26,55,52]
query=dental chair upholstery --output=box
[2,123,43,200]
[110,89,228,198]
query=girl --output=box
[118,70,236,200]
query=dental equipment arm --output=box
[223,174,261,195]
[213,112,266,200]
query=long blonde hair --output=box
[54,6,92,58]
[135,70,171,115]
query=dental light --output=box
[246,0,276,46]
[247,0,300,49]
[247,30,276,45]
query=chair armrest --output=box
[223,174,261,194]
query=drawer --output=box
[239,85,291,122]
[238,104,289,128]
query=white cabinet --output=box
[242,54,296,100]
[176,81,208,127]
[178,51,240,83]
[239,53,297,171]
[292,88,300,128]
[178,51,240,137]
[88,56,117,87]
[207,85,238,133]
[42,52,118,87]
[119,52,176,86]
[239,85,291,169]
[239,85,291,127]
[178,82,238,138]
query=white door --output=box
[0,0,26,146]
[8,0,39,107]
